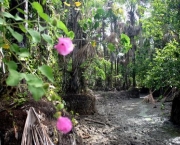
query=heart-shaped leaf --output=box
[38,65,54,82]
[27,28,41,43]
[7,26,23,42]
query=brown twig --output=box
[84,118,106,125]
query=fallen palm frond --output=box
[21,107,54,145]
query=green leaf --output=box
[17,8,27,15]
[27,28,41,43]
[28,85,45,101]
[1,12,14,19]
[21,73,44,88]
[0,12,22,22]
[38,65,54,82]
[25,75,44,87]
[39,24,46,32]
[94,8,105,19]
[120,33,131,45]
[83,23,87,31]
[94,21,99,29]
[6,69,21,86]
[14,14,23,21]
[87,18,92,25]
[94,13,100,19]
[18,48,30,58]
[107,43,115,51]
[19,24,26,33]
[57,20,68,34]
[39,12,49,22]
[22,73,35,82]
[67,31,75,39]
[28,78,44,87]
[0,17,6,25]
[7,26,23,42]
[10,43,20,53]
[120,33,132,53]
[97,8,105,15]
[42,0,46,5]
[42,34,53,44]
[0,0,4,2]
[6,61,18,70]
[31,2,43,13]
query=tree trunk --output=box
[131,37,136,87]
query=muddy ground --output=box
[1,91,180,145]
[75,91,180,145]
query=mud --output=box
[1,91,180,145]
[75,91,180,145]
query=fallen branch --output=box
[84,118,106,125]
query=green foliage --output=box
[82,56,111,86]
[7,26,23,42]
[38,65,54,83]
[6,69,21,86]
[31,2,44,13]
[0,0,179,111]
[27,29,41,43]
[94,8,106,19]
[143,41,180,89]
[56,20,69,35]
[107,43,115,52]
[47,88,66,119]
[14,94,27,107]
[136,0,180,90]
[0,1,74,101]
[120,33,132,53]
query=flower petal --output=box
[75,2,81,7]
[54,38,74,56]
[56,117,73,134]
[64,2,70,7]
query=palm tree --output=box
[62,6,96,94]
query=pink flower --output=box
[56,116,73,134]
[54,38,74,56]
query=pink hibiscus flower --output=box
[54,38,74,56]
[56,116,73,134]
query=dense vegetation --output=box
[0,0,180,126]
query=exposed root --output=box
[142,91,156,107]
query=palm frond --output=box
[21,107,54,145]
[73,42,96,68]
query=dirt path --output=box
[75,91,180,145]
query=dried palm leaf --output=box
[21,107,54,145]
[105,32,118,44]
[73,42,96,69]
[124,25,141,37]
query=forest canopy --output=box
[0,0,179,114]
